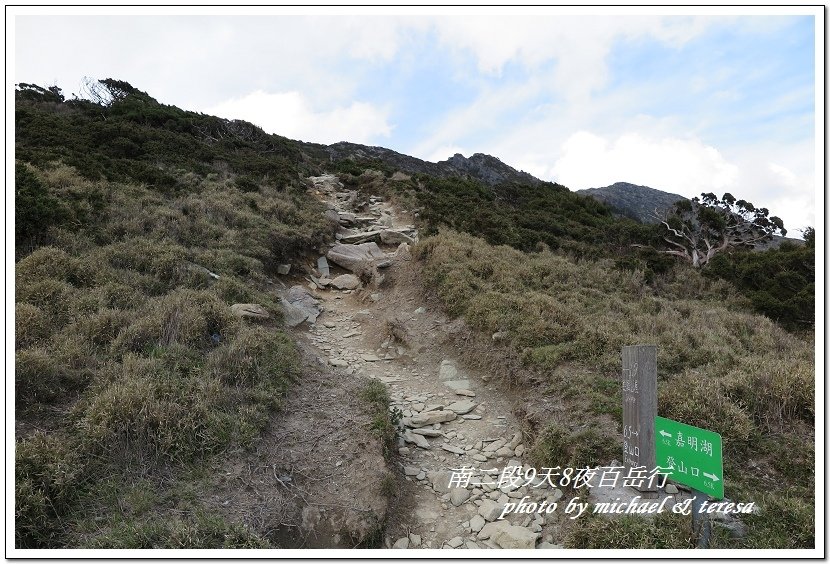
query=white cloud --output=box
[550,131,739,194]
[430,16,719,100]
[204,90,392,145]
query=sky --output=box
[11,7,821,234]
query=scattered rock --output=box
[327,242,387,272]
[393,537,410,549]
[537,542,563,549]
[446,536,464,548]
[380,229,415,245]
[442,444,466,455]
[469,514,486,533]
[450,488,471,507]
[329,358,349,367]
[330,273,361,290]
[281,285,322,326]
[429,471,454,494]
[483,439,506,453]
[404,431,430,449]
[446,400,477,415]
[406,410,457,428]
[409,533,422,547]
[412,428,444,437]
[455,389,476,397]
[361,354,380,362]
[478,500,506,522]
[317,256,331,277]
[230,303,270,319]
[489,523,539,549]
[276,264,291,275]
[665,484,678,494]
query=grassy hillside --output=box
[14,83,335,548]
[414,232,814,548]
[15,80,815,550]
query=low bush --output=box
[15,303,50,348]
[112,289,238,354]
[15,433,84,548]
[204,325,298,389]
[16,348,66,407]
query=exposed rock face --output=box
[577,182,686,224]
[302,141,542,187]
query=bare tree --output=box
[651,193,786,268]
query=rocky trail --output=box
[273,174,566,549]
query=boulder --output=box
[380,229,415,245]
[317,256,331,277]
[478,500,506,522]
[281,285,321,327]
[446,400,476,415]
[490,524,539,549]
[450,488,471,507]
[478,520,539,549]
[230,303,270,319]
[429,471,454,494]
[406,410,457,428]
[327,242,387,273]
[330,273,361,290]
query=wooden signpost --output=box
[621,345,657,492]
[621,345,724,548]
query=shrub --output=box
[204,325,298,389]
[15,433,84,548]
[529,422,617,471]
[15,278,76,326]
[361,380,400,461]
[658,369,754,447]
[16,303,50,348]
[112,289,238,354]
[723,354,814,429]
[15,162,64,240]
[16,348,66,406]
[565,512,694,549]
[78,354,231,464]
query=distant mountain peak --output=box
[577,182,686,224]
[305,141,542,186]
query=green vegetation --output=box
[705,240,814,331]
[14,82,333,548]
[15,78,815,550]
[361,380,401,461]
[414,230,814,548]
[654,192,787,268]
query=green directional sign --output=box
[655,416,724,499]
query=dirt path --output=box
[286,175,565,549]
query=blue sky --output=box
[12,9,820,233]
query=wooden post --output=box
[621,345,657,492]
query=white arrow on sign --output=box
[659,430,672,438]
[703,472,720,482]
